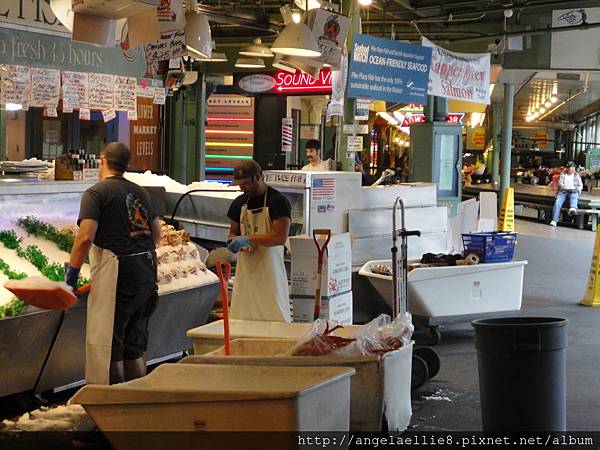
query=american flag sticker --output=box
[312,177,336,201]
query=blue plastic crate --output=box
[462,232,518,263]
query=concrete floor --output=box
[410,219,599,431]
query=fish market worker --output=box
[302,139,330,171]
[227,160,292,322]
[66,142,161,385]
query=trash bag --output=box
[333,313,414,357]
[289,320,355,356]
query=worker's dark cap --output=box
[232,160,262,185]
[102,142,130,171]
[566,161,576,168]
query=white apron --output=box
[230,192,291,322]
[85,244,119,385]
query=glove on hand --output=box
[65,266,80,291]
[227,236,252,253]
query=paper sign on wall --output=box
[31,68,60,107]
[422,37,491,105]
[79,108,91,120]
[43,106,58,117]
[153,87,166,105]
[115,76,137,113]
[62,71,89,110]
[89,73,115,111]
[102,108,117,123]
[347,135,363,152]
[0,65,31,106]
[127,109,138,121]
[144,29,186,63]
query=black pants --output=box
[111,251,158,361]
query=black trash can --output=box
[472,317,568,431]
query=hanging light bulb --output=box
[291,11,302,23]
[544,100,552,108]
[539,107,546,114]
[358,0,373,5]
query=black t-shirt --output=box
[78,176,156,256]
[227,186,292,224]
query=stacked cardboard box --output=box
[289,233,353,325]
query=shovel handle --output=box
[312,229,331,321]
[312,229,331,262]
[216,260,231,356]
[76,283,92,295]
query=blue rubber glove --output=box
[227,236,252,253]
[65,266,80,291]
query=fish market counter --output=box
[0,282,219,397]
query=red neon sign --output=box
[401,113,465,127]
[274,69,332,94]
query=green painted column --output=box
[491,102,501,187]
[0,107,5,161]
[337,0,360,172]
[195,73,207,181]
[500,83,514,196]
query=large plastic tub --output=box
[359,260,527,317]
[186,319,363,355]
[181,338,413,432]
[70,363,354,434]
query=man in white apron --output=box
[226,160,292,322]
[66,143,161,385]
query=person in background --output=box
[226,160,292,322]
[67,142,161,385]
[550,161,583,227]
[301,139,330,171]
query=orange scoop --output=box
[3,278,88,310]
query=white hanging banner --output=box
[422,37,491,105]
[326,54,347,120]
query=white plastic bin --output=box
[359,260,527,317]
[181,338,413,432]
[186,319,363,355]
[69,363,354,435]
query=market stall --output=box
[0,179,220,398]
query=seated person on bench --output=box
[550,161,582,227]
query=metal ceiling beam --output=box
[196,4,279,33]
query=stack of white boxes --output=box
[289,233,353,325]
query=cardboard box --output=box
[591,187,600,196]
[292,292,353,325]
[290,233,352,298]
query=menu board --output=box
[115,76,137,112]
[129,96,160,171]
[89,73,115,111]
[30,68,60,107]
[62,71,89,110]
[0,65,31,106]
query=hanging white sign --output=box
[422,37,491,105]
[311,9,350,70]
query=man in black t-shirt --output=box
[67,142,161,385]
[226,160,292,322]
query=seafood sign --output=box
[422,37,491,104]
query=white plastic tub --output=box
[359,260,527,318]
[70,363,354,434]
[186,319,363,355]
[181,338,413,432]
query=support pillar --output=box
[337,0,360,172]
[500,83,514,196]
[195,73,207,181]
[491,102,501,187]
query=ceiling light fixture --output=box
[239,38,274,58]
[538,90,584,121]
[271,22,321,57]
[358,0,373,5]
[272,55,297,73]
[50,0,74,31]
[234,57,266,69]
[294,0,321,10]
[185,13,212,59]
[292,12,302,23]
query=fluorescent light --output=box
[239,38,274,58]
[271,22,321,57]
[5,103,22,111]
[378,112,398,126]
[358,0,372,5]
[234,58,266,69]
